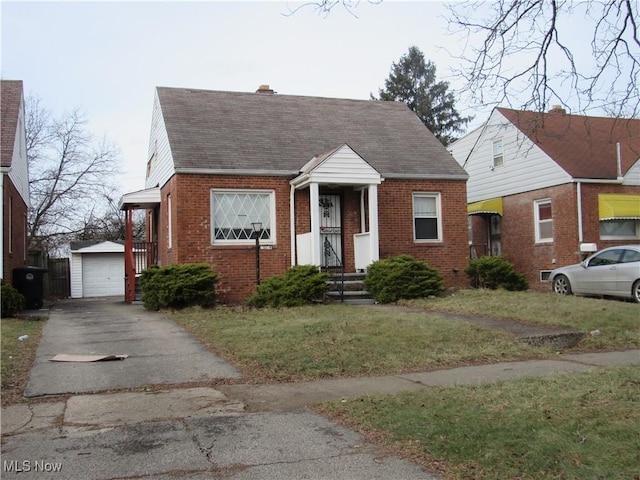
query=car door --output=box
[577,249,624,295]
[614,248,640,298]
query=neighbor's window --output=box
[413,193,442,242]
[211,189,274,244]
[534,199,553,243]
[492,139,504,167]
[599,219,640,240]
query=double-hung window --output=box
[211,189,275,244]
[492,139,504,167]
[534,199,553,243]
[413,193,442,242]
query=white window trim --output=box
[412,192,443,243]
[167,194,173,249]
[534,198,553,243]
[492,139,504,168]
[599,219,640,240]
[210,188,277,245]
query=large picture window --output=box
[413,193,442,242]
[534,199,553,243]
[211,189,275,244]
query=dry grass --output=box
[1,316,45,405]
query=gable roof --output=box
[1,80,23,169]
[156,87,468,180]
[497,107,640,179]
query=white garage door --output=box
[82,253,125,297]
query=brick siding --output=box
[155,174,470,303]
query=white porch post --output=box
[309,182,321,266]
[368,184,379,263]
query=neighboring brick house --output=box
[1,80,30,284]
[448,106,640,291]
[120,85,470,303]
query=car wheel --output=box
[632,280,640,304]
[552,275,573,296]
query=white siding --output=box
[70,253,83,298]
[453,110,571,203]
[8,95,29,205]
[309,145,381,185]
[623,159,640,186]
[145,91,176,189]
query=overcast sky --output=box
[1,1,596,197]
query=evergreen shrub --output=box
[248,265,329,308]
[2,281,25,318]
[465,256,529,291]
[140,263,218,311]
[364,254,443,304]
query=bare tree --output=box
[446,0,639,117]
[25,96,121,255]
[297,0,639,117]
[75,195,145,243]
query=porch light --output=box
[251,222,263,285]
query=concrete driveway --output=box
[6,297,435,480]
[25,297,241,397]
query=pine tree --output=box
[376,46,472,145]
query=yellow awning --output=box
[468,197,503,216]
[598,194,640,220]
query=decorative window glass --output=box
[599,219,640,240]
[534,199,553,243]
[492,139,504,167]
[413,193,442,242]
[211,190,274,243]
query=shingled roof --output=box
[157,87,468,179]
[497,107,640,179]
[1,80,23,169]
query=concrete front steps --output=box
[326,272,375,305]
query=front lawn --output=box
[170,290,638,383]
[320,365,640,480]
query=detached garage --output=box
[70,241,125,298]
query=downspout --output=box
[576,182,584,243]
[290,184,296,267]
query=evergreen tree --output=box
[375,46,472,145]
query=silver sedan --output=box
[550,245,640,303]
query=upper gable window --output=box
[534,199,553,243]
[492,139,504,167]
[413,192,442,242]
[211,189,275,244]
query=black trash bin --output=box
[13,266,48,310]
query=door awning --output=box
[468,197,503,216]
[598,194,640,220]
[119,187,161,210]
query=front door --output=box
[319,194,342,268]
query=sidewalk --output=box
[4,349,638,434]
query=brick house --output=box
[448,106,640,291]
[120,86,470,303]
[1,80,30,284]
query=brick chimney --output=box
[256,85,275,94]
[549,105,566,115]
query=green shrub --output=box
[465,256,529,291]
[364,254,444,304]
[140,263,218,311]
[1,281,25,318]
[248,265,329,308]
